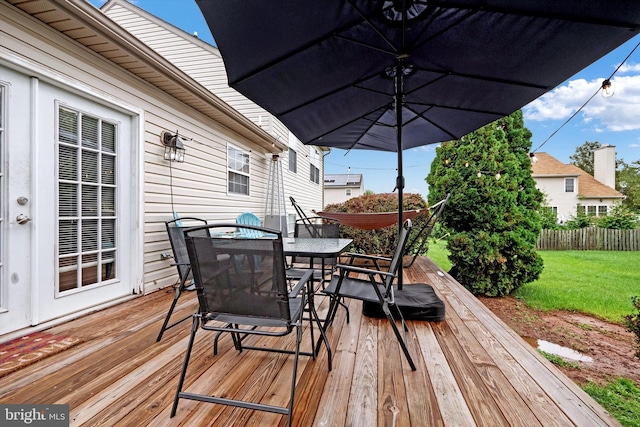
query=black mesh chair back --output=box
[156,217,209,341]
[166,218,209,285]
[172,223,331,426]
[292,216,340,268]
[188,226,290,323]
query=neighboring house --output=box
[100,0,326,232]
[324,173,364,206]
[0,0,312,338]
[531,147,624,223]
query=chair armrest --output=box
[342,252,392,263]
[288,269,313,298]
[335,263,396,279]
[170,261,190,268]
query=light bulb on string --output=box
[601,79,614,98]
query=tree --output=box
[569,141,602,175]
[426,110,544,297]
[617,160,640,213]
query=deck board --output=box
[0,257,621,426]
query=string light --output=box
[531,40,639,154]
[601,79,614,98]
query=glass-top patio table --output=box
[283,237,353,285]
[283,237,352,357]
[282,237,352,258]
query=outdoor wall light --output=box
[161,130,186,163]
[601,79,614,98]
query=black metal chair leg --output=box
[157,279,192,342]
[171,315,199,417]
[382,302,417,371]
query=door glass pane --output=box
[82,185,98,216]
[82,151,98,183]
[102,154,115,185]
[82,116,99,149]
[59,256,78,292]
[58,106,117,292]
[81,253,98,287]
[59,108,78,145]
[59,145,78,180]
[59,183,78,217]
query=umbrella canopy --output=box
[197,0,640,285]
[197,1,639,150]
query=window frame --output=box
[227,144,251,196]
[309,148,320,185]
[288,148,297,173]
[56,104,118,293]
[564,177,575,193]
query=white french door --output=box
[0,65,138,336]
[0,67,33,335]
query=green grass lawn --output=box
[516,250,639,323]
[426,238,452,272]
[426,240,639,323]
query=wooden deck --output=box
[0,257,620,426]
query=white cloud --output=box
[523,75,640,132]
[618,62,640,74]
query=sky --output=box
[89,0,640,199]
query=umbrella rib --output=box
[231,16,370,86]
[406,101,510,117]
[277,70,394,117]
[427,0,639,30]
[402,104,457,140]
[308,106,389,148]
[333,34,397,57]
[346,0,399,54]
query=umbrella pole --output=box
[396,57,404,290]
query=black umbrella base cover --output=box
[363,284,445,321]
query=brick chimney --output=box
[593,144,616,189]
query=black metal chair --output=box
[171,223,332,426]
[403,193,451,268]
[287,216,341,287]
[156,217,209,342]
[323,219,417,371]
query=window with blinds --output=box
[58,106,117,292]
[228,145,250,195]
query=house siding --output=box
[532,152,624,223]
[534,176,582,222]
[102,0,324,223]
[2,2,275,297]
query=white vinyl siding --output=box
[103,1,326,219]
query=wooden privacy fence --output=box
[537,227,640,251]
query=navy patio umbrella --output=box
[197,0,640,284]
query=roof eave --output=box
[8,0,286,153]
